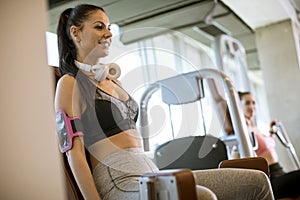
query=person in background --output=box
[54,4,275,200]
[239,91,300,200]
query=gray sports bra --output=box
[81,83,139,147]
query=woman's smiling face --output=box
[71,9,112,63]
[241,93,256,120]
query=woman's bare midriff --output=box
[88,129,143,170]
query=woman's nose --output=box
[104,30,112,39]
[249,103,256,111]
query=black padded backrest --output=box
[154,135,228,170]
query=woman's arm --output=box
[55,75,101,200]
[66,138,101,200]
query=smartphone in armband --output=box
[56,110,84,153]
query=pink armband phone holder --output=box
[56,110,84,153]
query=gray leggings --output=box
[92,148,274,200]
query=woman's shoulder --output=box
[57,74,76,88]
[55,74,76,113]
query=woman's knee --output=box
[193,168,274,200]
[196,185,218,200]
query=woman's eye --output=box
[245,100,255,106]
[95,25,103,30]
[245,101,251,105]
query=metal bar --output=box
[273,123,300,169]
[139,83,160,151]
[199,68,255,157]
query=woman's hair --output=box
[57,4,105,76]
[238,91,251,100]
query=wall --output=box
[256,19,300,171]
[0,0,66,199]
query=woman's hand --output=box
[269,120,281,134]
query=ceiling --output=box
[47,0,297,70]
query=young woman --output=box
[239,91,300,200]
[55,4,274,200]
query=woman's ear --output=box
[70,25,81,42]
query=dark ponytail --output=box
[56,4,105,76]
[238,91,251,100]
[57,8,76,76]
